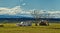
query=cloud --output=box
[10,6,22,15]
[0,6,60,18]
[0,6,31,15]
[0,6,22,15]
[22,3,26,6]
[39,10,60,18]
[29,9,60,18]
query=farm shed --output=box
[16,21,32,26]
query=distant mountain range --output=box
[0,15,60,23]
[0,15,32,18]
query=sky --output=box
[0,0,60,10]
[0,0,60,18]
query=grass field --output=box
[0,23,60,33]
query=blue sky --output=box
[0,0,60,10]
[0,0,60,18]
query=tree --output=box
[31,10,40,26]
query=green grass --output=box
[0,23,60,33]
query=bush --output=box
[0,24,4,27]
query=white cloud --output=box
[22,3,26,6]
[39,10,60,18]
[0,6,22,15]
[0,6,31,15]
[0,6,60,18]
[29,9,60,18]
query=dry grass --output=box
[0,23,60,33]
